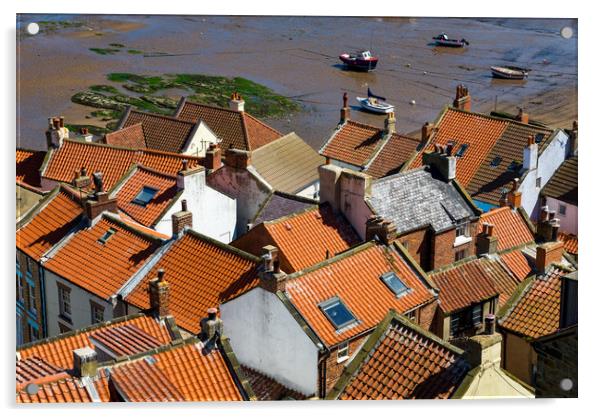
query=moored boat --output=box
[356,88,394,114]
[490,65,530,80]
[339,50,379,71]
[432,33,469,47]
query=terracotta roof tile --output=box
[16,188,84,260]
[409,108,509,185]
[16,374,110,403]
[499,248,534,282]
[335,314,470,400]
[558,232,578,255]
[478,207,535,251]
[541,156,578,205]
[364,133,421,178]
[176,101,281,151]
[499,267,566,339]
[104,123,146,148]
[479,258,522,307]
[44,216,163,300]
[241,366,307,400]
[16,357,67,390]
[122,110,197,153]
[320,120,385,167]
[18,315,172,369]
[125,231,260,334]
[89,324,164,358]
[429,259,499,314]
[234,204,360,273]
[114,166,179,227]
[16,148,46,188]
[285,243,436,347]
[42,140,202,192]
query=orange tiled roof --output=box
[320,120,385,167]
[16,148,46,188]
[233,204,360,273]
[364,133,421,178]
[122,110,197,153]
[104,123,146,148]
[478,206,535,251]
[114,166,179,227]
[479,258,522,307]
[409,108,509,185]
[44,215,163,300]
[89,324,164,357]
[334,313,470,400]
[498,267,566,339]
[16,357,67,391]
[125,230,260,334]
[285,243,436,347]
[42,140,202,192]
[500,248,533,282]
[16,188,84,260]
[116,214,171,239]
[429,259,499,314]
[18,315,172,370]
[16,373,110,403]
[558,232,578,255]
[241,366,307,401]
[176,100,282,151]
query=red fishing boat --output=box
[339,50,379,71]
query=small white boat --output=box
[491,65,530,80]
[356,88,395,114]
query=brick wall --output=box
[16,250,44,344]
[396,227,431,271]
[501,331,536,386]
[322,334,368,397]
[533,330,578,398]
[418,299,438,332]
[431,220,478,270]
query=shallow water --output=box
[16,15,577,150]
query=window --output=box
[58,284,72,320]
[559,204,567,216]
[455,248,468,262]
[58,322,72,334]
[27,322,39,342]
[98,228,116,244]
[337,341,350,363]
[28,283,37,315]
[450,304,483,337]
[132,186,158,207]
[455,223,469,238]
[535,133,545,144]
[490,156,503,167]
[536,177,542,188]
[16,257,24,303]
[455,144,469,158]
[406,309,417,322]
[90,301,104,324]
[319,297,357,330]
[380,272,411,297]
[26,257,33,277]
[401,241,409,250]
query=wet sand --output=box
[17,15,577,150]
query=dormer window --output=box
[455,144,469,158]
[319,297,357,330]
[98,228,116,244]
[454,222,472,247]
[380,271,410,297]
[132,186,158,207]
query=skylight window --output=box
[319,297,357,330]
[491,156,503,167]
[535,133,545,144]
[98,228,116,244]
[380,272,411,297]
[455,144,469,158]
[132,186,158,207]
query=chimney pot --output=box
[484,314,496,335]
[182,159,189,172]
[421,122,433,142]
[157,268,165,281]
[384,112,396,134]
[59,116,65,128]
[200,307,223,347]
[181,199,188,212]
[517,108,529,124]
[149,269,170,317]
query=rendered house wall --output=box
[546,197,577,235]
[182,121,218,157]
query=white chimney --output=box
[72,347,98,378]
[229,92,245,112]
[523,135,538,171]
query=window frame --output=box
[57,282,72,322]
[131,186,159,207]
[559,204,567,216]
[380,271,411,298]
[28,282,37,316]
[450,303,483,337]
[319,296,357,331]
[337,341,350,363]
[16,256,24,303]
[455,248,468,262]
[536,177,542,188]
[98,228,116,244]
[90,300,105,325]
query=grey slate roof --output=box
[367,167,478,233]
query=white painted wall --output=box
[331,159,363,172]
[296,180,320,200]
[546,197,578,235]
[221,287,320,396]
[182,122,218,158]
[339,173,373,240]
[43,268,115,337]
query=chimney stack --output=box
[74,167,91,189]
[523,135,538,171]
[172,199,193,237]
[340,92,350,123]
[318,164,343,212]
[259,245,287,292]
[421,122,434,143]
[224,148,251,170]
[384,112,396,135]
[204,143,222,172]
[516,107,529,124]
[229,92,245,112]
[507,178,522,209]
[72,347,98,378]
[149,269,170,318]
[498,189,508,207]
[537,205,561,242]
[422,146,457,182]
[476,223,498,256]
[453,84,471,112]
[570,120,578,156]
[535,241,565,273]
[84,172,118,219]
[46,116,70,149]
[366,215,398,245]
[199,307,224,350]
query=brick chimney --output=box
[507,178,522,209]
[384,112,396,135]
[149,268,170,318]
[535,241,564,273]
[476,223,498,256]
[46,116,70,149]
[453,85,471,112]
[523,135,538,171]
[422,143,457,182]
[537,206,561,242]
[204,143,222,172]
[259,245,287,292]
[229,92,245,112]
[73,167,91,189]
[340,92,350,123]
[516,107,529,124]
[172,199,192,237]
[421,122,434,143]
[366,215,398,245]
[199,307,224,350]
[570,120,578,156]
[72,347,98,378]
[84,172,118,220]
[225,148,251,169]
[498,189,508,207]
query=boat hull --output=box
[357,97,394,114]
[490,66,528,80]
[433,39,467,47]
[339,55,379,71]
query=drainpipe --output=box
[40,266,47,338]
